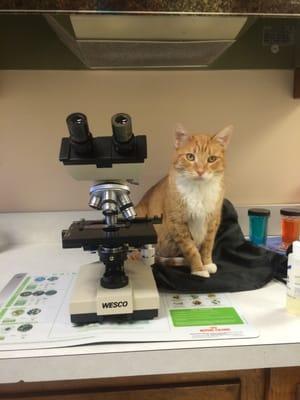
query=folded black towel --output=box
[152,199,287,293]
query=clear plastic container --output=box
[280,208,300,249]
[287,241,300,315]
[248,208,270,246]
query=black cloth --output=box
[152,199,287,293]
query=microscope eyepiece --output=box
[66,112,93,155]
[111,113,135,154]
[111,113,133,143]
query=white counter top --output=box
[0,211,299,384]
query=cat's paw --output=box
[204,263,217,274]
[192,270,210,278]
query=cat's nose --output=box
[197,169,204,176]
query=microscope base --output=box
[69,261,159,324]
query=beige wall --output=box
[1,69,300,212]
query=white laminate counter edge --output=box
[1,343,300,384]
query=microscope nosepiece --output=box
[89,183,136,225]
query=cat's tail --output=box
[128,250,186,267]
[155,255,186,267]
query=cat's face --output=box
[172,125,233,182]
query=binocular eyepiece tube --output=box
[66,112,134,156]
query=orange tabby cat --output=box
[135,124,233,278]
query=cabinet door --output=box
[267,367,300,400]
[1,382,240,400]
[1,369,265,400]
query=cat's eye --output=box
[186,153,195,161]
[208,155,217,163]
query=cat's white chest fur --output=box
[175,174,222,246]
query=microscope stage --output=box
[69,261,159,324]
[62,218,160,251]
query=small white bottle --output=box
[287,241,300,315]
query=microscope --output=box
[59,112,160,324]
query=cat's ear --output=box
[175,123,189,148]
[214,125,233,148]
